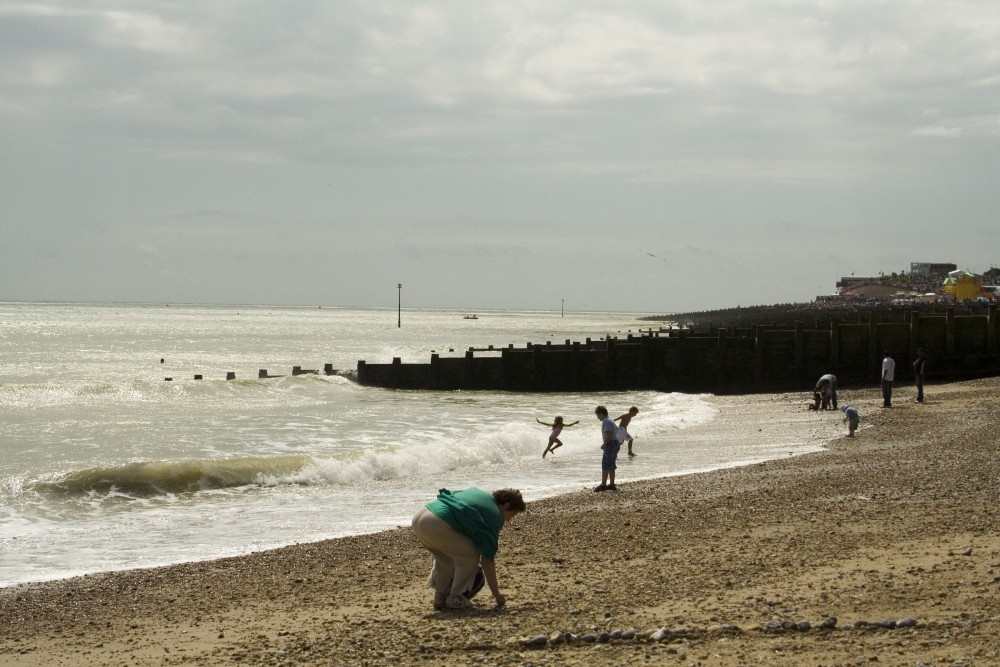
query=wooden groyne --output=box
[356,305,1000,394]
[166,364,344,382]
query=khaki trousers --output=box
[411,507,479,598]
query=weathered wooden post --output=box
[606,337,617,389]
[675,329,688,387]
[987,304,997,359]
[945,308,956,372]
[829,318,841,368]
[868,314,879,374]
[716,327,728,392]
[794,321,804,374]
[908,311,921,362]
[640,336,656,389]
[464,349,474,389]
[753,324,764,387]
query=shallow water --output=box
[1,302,823,587]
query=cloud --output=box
[910,125,964,138]
[1,0,998,310]
[97,9,202,54]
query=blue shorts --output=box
[601,440,621,471]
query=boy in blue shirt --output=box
[594,405,621,491]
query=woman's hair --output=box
[493,488,526,513]
[554,415,563,423]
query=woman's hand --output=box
[481,558,505,608]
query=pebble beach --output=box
[3,377,999,666]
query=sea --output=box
[1,302,824,588]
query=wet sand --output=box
[3,378,999,666]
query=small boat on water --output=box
[463,314,478,320]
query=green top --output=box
[425,487,504,559]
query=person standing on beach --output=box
[913,348,927,403]
[536,416,579,458]
[614,406,639,456]
[841,405,860,437]
[411,487,525,610]
[594,405,621,492]
[881,351,896,408]
[815,373,838,410]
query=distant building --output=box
[911,262,957,277]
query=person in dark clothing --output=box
[913,348,927,403]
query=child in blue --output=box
[593,405,621,491]
[841,405,860,437]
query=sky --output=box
[1,1,998,314]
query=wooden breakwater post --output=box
[716,327,727,391]
[829,318,841,367]
[946,309,957,371]
[988,304,998,358]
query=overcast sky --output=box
[1,1,997,313]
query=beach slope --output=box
[2,379,999,666]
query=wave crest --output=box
[33,454,313,496]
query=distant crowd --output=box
[640,267,999,328]
[838,269,1000,292]
[643,299,994,329]
[837,273,942,294]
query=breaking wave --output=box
[33,454,314,496]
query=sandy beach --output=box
[3,378,999,666]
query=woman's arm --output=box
[480,557,505,607]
